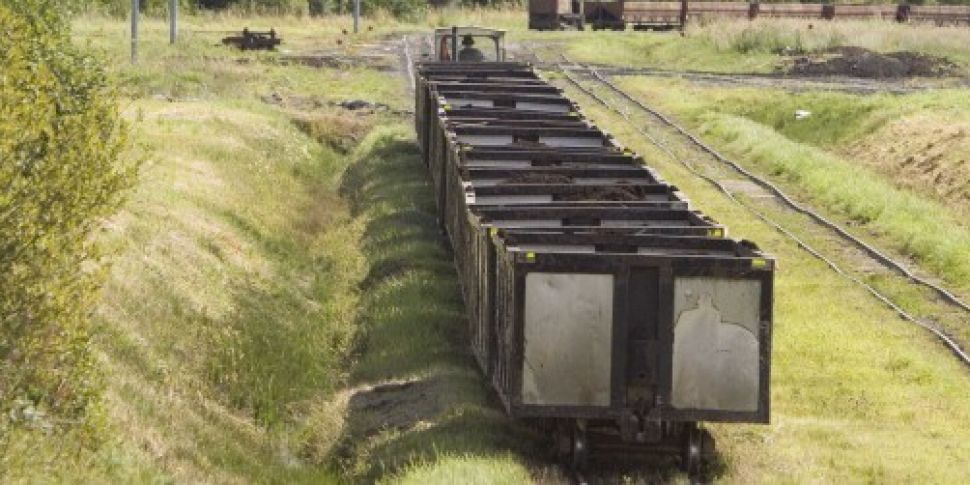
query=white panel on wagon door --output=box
[522,273,613,406]
[671,277,761,412]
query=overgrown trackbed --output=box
[549,55,970,369]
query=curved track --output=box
[540,63,970,95]
[550,56,970,368]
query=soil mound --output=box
[789,46,957,78]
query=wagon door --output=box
[625,268,662,410]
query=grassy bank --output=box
[8,10,970,484]
[4,14,385,482]
[4,12,540,483]
[612,77,970,293]
[319,126,540,483]
[560,83,970,483]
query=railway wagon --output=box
[529,0,970,30]
[414,46,774,473]
[529,0,581,29]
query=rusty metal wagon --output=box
[414,28,774,476]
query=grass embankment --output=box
[612,77,970,294]
[12,10,970,483]
[4,13,542,483]
[547,18,970,75]
[563,84,970,483]
[323,127,539,483]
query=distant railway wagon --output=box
[413,27,775,474]
[528,0,970,30]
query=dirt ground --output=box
[789,46,959,78]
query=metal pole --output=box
[131,0,139,64]
[579,0,585,30]
[353,0,360,34]
[169,0,178,44]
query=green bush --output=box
[0,0,133,436]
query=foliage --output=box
[0,0,132,437]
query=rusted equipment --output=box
[529,0,970,30]
[529,0,584,29]
[222,28,281,51]
[414,44,775,476]
[586,1,626,30]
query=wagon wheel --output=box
[570,419,589,471]
[682,424,714,483]
[683,424,703,477]
[553,420,589,471]
[553,421,571,461]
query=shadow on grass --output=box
[330,126,710,483]
[332,127,544,481]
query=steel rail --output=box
[585,64,970,316]
[552,59,970,368]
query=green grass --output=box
[3,11,542,483]
[325,126,541,483]
[561,86,970,483]
[91,99,362,482]
[2,13,396,483]
[8,9,970,484]
[613,77,970,292]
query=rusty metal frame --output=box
[415,60,775,438]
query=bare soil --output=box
[789,46,958,78]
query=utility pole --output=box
[579,0,585,30]
[353,0,360,33]
[131,0,139,64]
[169,0,178,44]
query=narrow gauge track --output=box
[540,63,970,95]
[548,56,970,368]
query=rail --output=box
[552,55,970,368]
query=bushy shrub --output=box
[0,0,133,435]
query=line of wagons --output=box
[529,0,970,31]
[413,27,775,474]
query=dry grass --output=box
[846,113,970,215]
[696,18,970,63]
[552,17,970,74]
[610,77,970,291]
[9,8,970,484]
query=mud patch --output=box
[789,47,958,78]
[345,377,456,437]
[292,111,372,153]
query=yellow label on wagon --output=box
[526,252,536,262]
[708,228,724,238]
[751,258,769,269]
